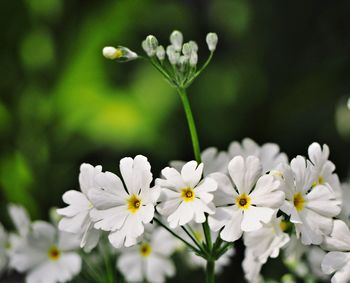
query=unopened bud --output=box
[102,46,138,62]
[189,52,198,67]
[170,30,183,52]
[142,35,158,56]
[206,32,218,52]
[166,45,180,65]
[156,45,165,61]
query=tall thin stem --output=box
[176,88,202,163]
[206,260,215,283]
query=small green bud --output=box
[206,32,218,52]
[102,46,138,62]
[170,30,183,52]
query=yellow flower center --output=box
[139,243,152,257]
[312,176,325,188]
[235,193,251,210]
[279,220,288,232]
[127,194,142,213]
[194,230,203,242]
[293,192,305,211]
[181,187,195,202]
[112,48,123,59]
[48,246,61,261]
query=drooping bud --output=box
[142,35,158,57]
[206,32,218,52]
[156,45,165,61]
[102,46,138,62]
[166,45,180,65]
[170,30,183,52]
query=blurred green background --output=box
[1,0,350,282]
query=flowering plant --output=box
[1,30,350,283]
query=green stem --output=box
[176,88,201,163]
[181,226,208,256]
[202,218,212,251]
[205,260,215,283]
[154,218,202,255]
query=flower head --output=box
[10,221,81,283]
[57,163,102,252]
[206,32,218,51]
[156,161,217,228]
[279,156,341,245]
[208,156,284,242]
[89,155,160,248]
[117,226,177,283]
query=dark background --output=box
[1,0,350,282]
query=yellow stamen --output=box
[112,49,123,59]
[279,220,288,232]
[181,187,195,202]
[139,243,152,257]
[293,192,305,211]
[235,193,251,210]
[48,246,61,261]
[127,194,142,213]
[312,176,325,188]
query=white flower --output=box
[279,156,341,245]
[321,220,350,283]
[308,142,342,199]
[307,247,328,280]
[57,163,102,252]
[89,155,160,248]
[170,147,229,177]
[0,223,9,276]
[228,138,288,173]
[10,221,81,283]
[283,234,305,264]
[340,182,350,223]
[118,226,177,283]
[156,161,217,228]
[208,156,284,242]
[8,204,30,237]
[244,215,290,264]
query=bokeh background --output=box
[1,0,350,282]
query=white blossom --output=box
[118,226,177,283]
[156,161,217,228]
[322,220,350,283]
[279,156,341,245]
[206,33,218,52]
[89,155,160,248]
[10,221,81,283]
[209,156,284,242]
[57,163,102,252]
[228,138,288,173]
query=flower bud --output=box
[206,32,218,52]
[156,45,165,61]
[189,52,198,67]
[348,98,350,110]
[142,35,158,56]
[166,45,180,65]
[102,46,138,62]
[182,42,192,56]
[170,30,183,52]
[189,41,198,52]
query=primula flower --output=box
[242,249,263,283]
[321,220,350,283]
[156,161,217,228]
[8,204,31,237]
[228,138,288,173]
[279,156,341,245]
[208,156,284,242]
[308,142,342,199]
[89,155,160,248]
[57,163,102,252]
[10,221,81,283]
[118,226,177,283]
[244,215,290,264]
